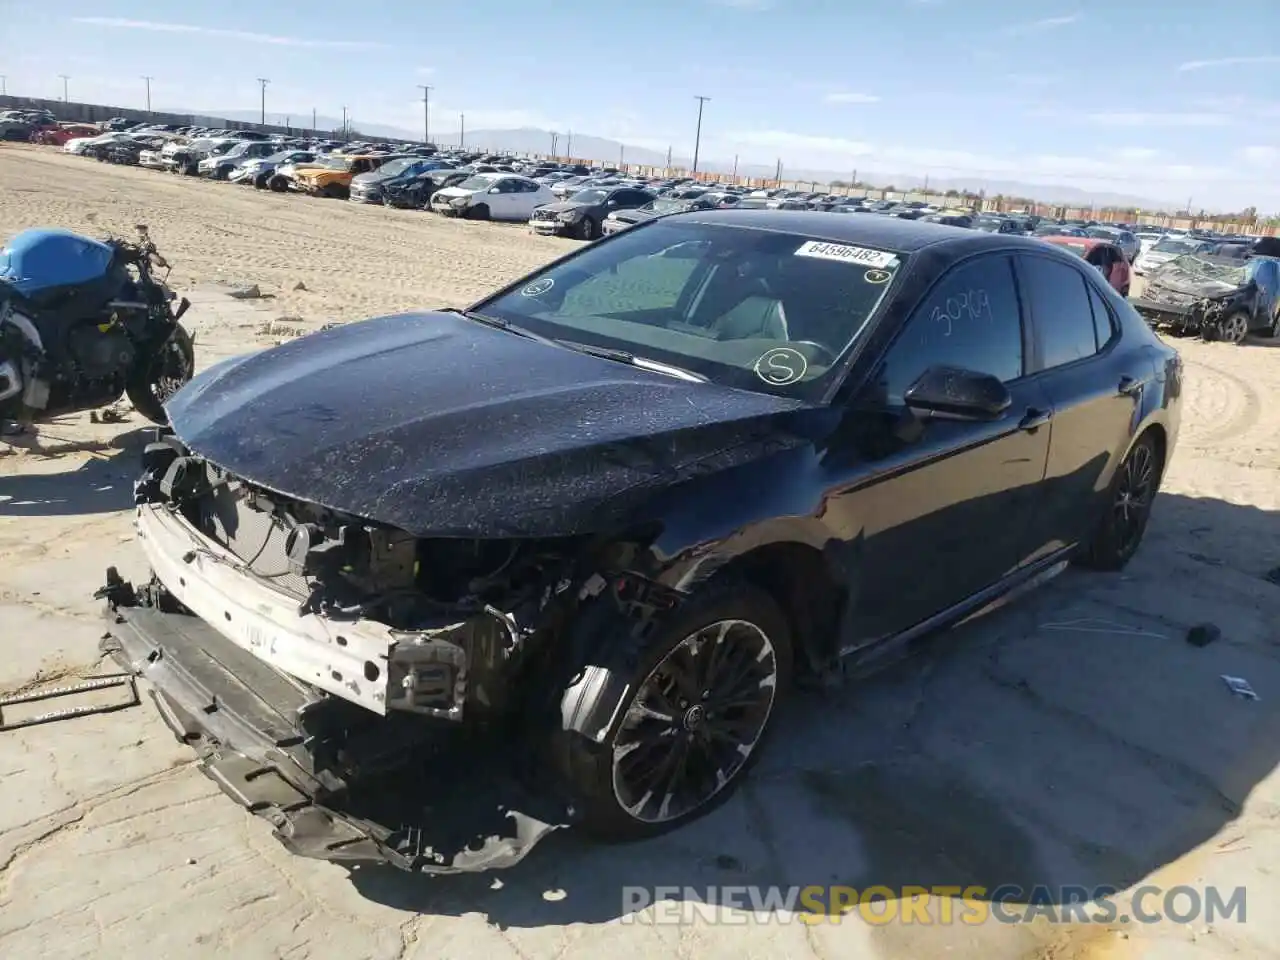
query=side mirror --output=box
[488,186,501,194]
[903,366,1011,420]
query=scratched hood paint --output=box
[166,311,811,537]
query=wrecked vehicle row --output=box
[102,211,1181,875]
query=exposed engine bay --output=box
[101,431,671,873]
[129,433,618,722]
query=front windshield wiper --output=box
[555,339,707,382]
[441,308,557,345]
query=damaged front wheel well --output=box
[715,542,843,677]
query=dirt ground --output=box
[3,143,1280,960]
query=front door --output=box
[825,252,1052,648]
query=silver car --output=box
[1087,227,1140,263]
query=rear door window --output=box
[1017,255,1099,369]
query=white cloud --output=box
[718,128,1232,187]
[1002,14,1079,36]
[416,67,436,77]
[1241,146,1280,165]
[69,17,384,49]
[1113,147,1161,162]
[727,129,874,157]
[1084,111,1231,127]
[823,92,881,104]
[1178,55,1280,72]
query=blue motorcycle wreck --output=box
[0,225,194,426]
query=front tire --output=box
[1075,432,1162,571]
[555,581,792,841]
[125,324,195,425]
[466,203,490,220]
[1217,310,1250,344]
[576,216,598,241]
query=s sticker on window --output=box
[794,241,898,269]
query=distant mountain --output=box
[212,110,1173,210]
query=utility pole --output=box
[665,145,672,170]
[58,75,70,102]
[692,95,710,173]
[550,131,558,156]
[341,106,349,140]
[141,75,153,112]
[312,107,317,133]
[566,130,573,157]
[0,76,6,96]
[775,158,782,182]
[417,84,432,144]
[732,154,738,178]
[619,144,624,167]
[459,112,465,148]
[256,78,269,125]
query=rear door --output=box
[1013,253,1142,563]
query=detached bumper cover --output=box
[101,604,571,873]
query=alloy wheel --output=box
[1113,442,1157,557]
[1220,312,1249,344]
[611,619,778,824]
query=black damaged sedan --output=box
[102,211,1182,874]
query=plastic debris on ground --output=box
[1221,675,1259,701]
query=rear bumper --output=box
[101,602,570,873]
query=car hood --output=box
[1147,274,1246,298]
[433,186,474,200]
[537,200,594,215]
[165,311,810,538]
[614,208,658,222]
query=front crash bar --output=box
[102,603,573,874]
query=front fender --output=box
[629,442,838,588]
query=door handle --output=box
[1118,375,1143,397]
[1018,408,1052,431]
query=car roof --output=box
[671,208,1051,255]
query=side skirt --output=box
[836,546,1076,679]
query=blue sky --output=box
[5,1,1280,210]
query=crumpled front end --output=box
[98,433,616,873]
[1132,283,1249,336]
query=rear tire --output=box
[1075,432,1162,571]
[125,325,195,426]
[552,580,792,842]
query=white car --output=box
[1135,232,1164,257]
[430,173,555,220]
[1133,235,1212,276]
[63,132,133,155]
